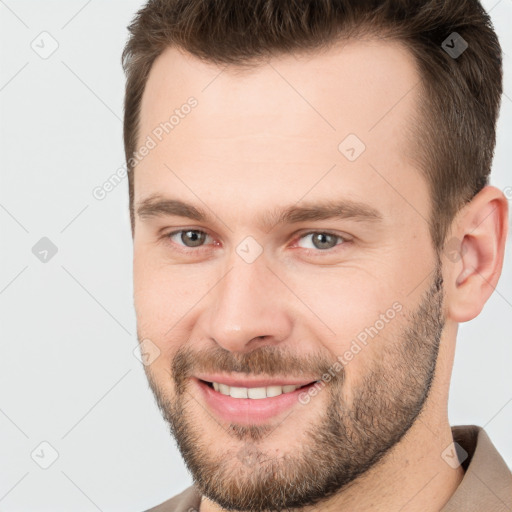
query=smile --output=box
[194,377,321,424]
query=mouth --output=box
[194,377,321,424]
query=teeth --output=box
[247,387,267,399]
[230,386,248,399]
[210,382,303,399]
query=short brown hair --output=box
[122,0,502,252]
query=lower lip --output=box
[194,378,318,424]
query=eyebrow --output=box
[136,194,383,230]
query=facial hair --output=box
[143,260,444,512]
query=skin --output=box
[132,38,508,511]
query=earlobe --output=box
[445,186,509,323]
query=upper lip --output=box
[194,374,319,388]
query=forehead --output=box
[135,38,426,224]
[139,37,421,139]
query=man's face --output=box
[133,40,445,510]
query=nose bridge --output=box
[206,251,292,351]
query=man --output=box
[122,0,511,510]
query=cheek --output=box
[285,263,403,352]
[133,246,178,338]
[133,247,212,342]
[281,266,409,397]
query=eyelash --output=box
[161,229,351,256]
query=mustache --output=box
[171,344,338,387]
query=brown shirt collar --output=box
[440,425,512,511]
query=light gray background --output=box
[0,1,511,510]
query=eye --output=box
[296,231,347,251]
[167,229,213,248]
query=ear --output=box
[442,185,509,323]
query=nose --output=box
[203,256,293,353]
